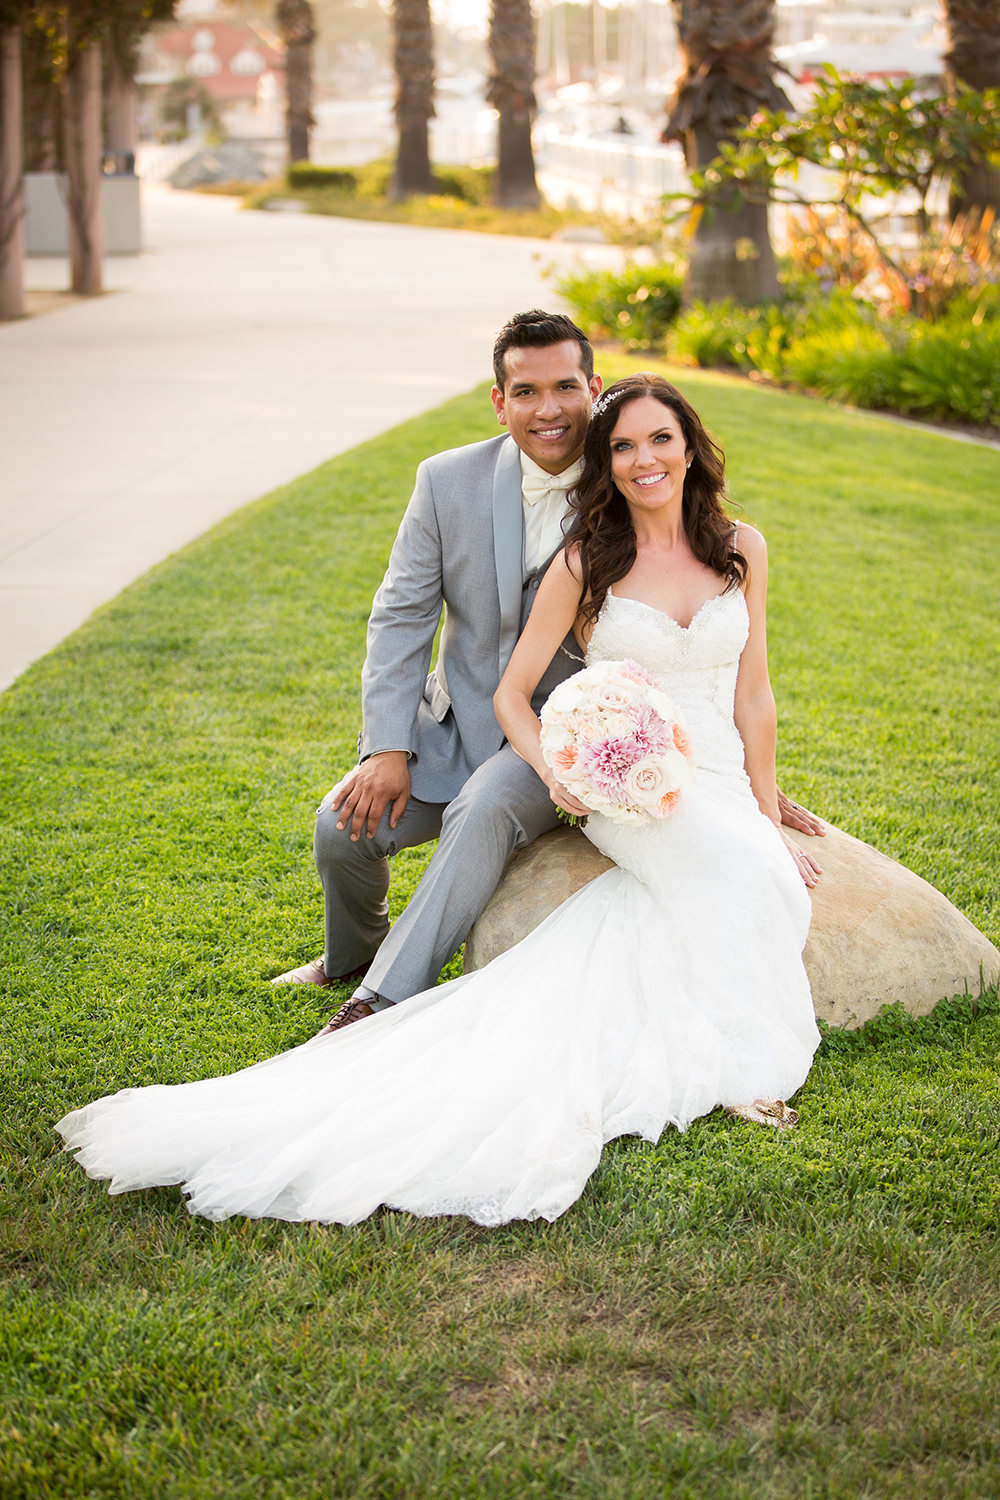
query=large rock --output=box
[168,144,269,190]
[464,823,999,1030]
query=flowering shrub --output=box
[782,204,1000,323]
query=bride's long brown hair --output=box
[564,374,747,629]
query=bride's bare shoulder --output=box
[559,541,585,583]
[734,522,767,565]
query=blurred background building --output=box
[129,0,946,216]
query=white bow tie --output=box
[521,460,583,505]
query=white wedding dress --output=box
[57,588,820,1226]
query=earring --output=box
[685,459,692,470]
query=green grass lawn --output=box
[2,360,999,1499]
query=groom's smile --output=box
[491,341,602,475]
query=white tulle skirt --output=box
[57,774,819,1227]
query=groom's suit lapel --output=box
[492,435,524,678]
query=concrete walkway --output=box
[0,184,625,693]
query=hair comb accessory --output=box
[591,388,626,419]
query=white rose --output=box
[594,707,634,740]
[593,681,636,712]
[623,750,693,813]
[539,721,572,755]
[660,746,694,791]
[603,801,645,825]
[571,710,603,743]
[623,756,675,810]
[548,674,589,712]
[644,686,679,722]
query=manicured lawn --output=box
[2,360,998,1498]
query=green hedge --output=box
[285,160,494,205]
[286,163,359,191]
[897,322,1000,426]
[552,264,684,352]
[782,327,902,409]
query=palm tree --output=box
[942,0,1000,218]
[63,2,105,296]
[0,2,27,319]
[662,0,788,303]
[63,0,177,295]
[3,0,176,307]
[487,0,540,209]
[276,0,315,163]
[391,0,435,196]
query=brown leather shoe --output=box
[318,998,375,1036]
[270,956,370,988]
[726,1098,799,1130]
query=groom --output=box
[272,309,822,1029]
[272,310,598,1027]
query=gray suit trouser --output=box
[313,744,562,1004]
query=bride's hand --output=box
[546,773,590,820]
[778,788,825,836]
[781,831,822,888]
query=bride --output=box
[57,374,822,1227]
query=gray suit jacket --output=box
[359,433,582,803]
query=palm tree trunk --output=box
[276,0,315,163]
[487,0,540,208]
[63,32,103,296]
[663,0,788,304]
[943,0,1000,218]
[392,0,435,196]
[0,24,25,320]
[685,123,778,303]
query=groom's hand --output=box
[331,752,411,841]
[777,788,825,837]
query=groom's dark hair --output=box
[492,310,594,389]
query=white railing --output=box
[135,138,207,182]
[536,131,689,217]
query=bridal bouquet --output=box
[539,659,694,825]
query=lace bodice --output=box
[587,587,750,777]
